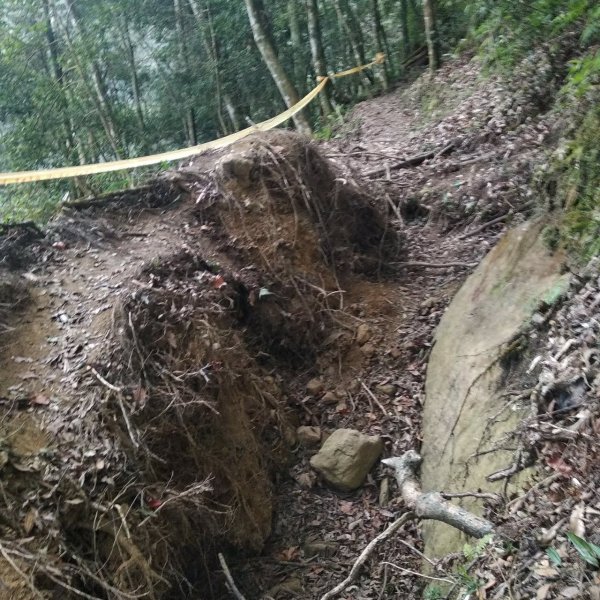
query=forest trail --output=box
[0,56,551,599]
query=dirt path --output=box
[0,56,552,599]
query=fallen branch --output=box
[382,450,494,538]
[394,261,478,269]
[365,143,455,178]
[457,202,534,241]
[219,553,247,600]
[457,211,514,240]
[319,512,416,600]
[88,366,139,449]
[441,491,502,503]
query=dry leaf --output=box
[278,546,300,561]
[211,275,227,290]
[569,502,586,538]
[23,508,38,534]
[30,393,49,406]
[546,453,573,477]
[339,501,355,515]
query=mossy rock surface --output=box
[421,219,569,558]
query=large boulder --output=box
[310,429,383,491]
[421,219,570,557]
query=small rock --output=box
[296,426,322,447]
[376,384,395,396]
[356,324,371,345]
[306,378,324,396]
[310,429,383,491]
[303,541,336,558]
[531,312,546,326]
[360,343,376,357]
[294,471,316,488]
[322,391,338,404]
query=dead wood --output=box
[219,553,247,600]
[319,512,416,600]
[365,142,455,178]
[394,260,478,269]
[382,450,494,538]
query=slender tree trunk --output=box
[224,94,241,131]
[119,18,146,135]
[370,0,389,88]
[306,0,334,117]
[42,0,92,196]
[188,0,232,134]
[423,0,440,74]
[288,1,306,95]
[243,0,312,135]
[331,0,373,87]
[174,0,197,145]
[399,0,410,60]
[63,0,122,158]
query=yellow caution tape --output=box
[0,55,384,186]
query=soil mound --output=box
[0,131,401,599]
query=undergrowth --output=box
[556,101,600,261]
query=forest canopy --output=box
[0,0,599,221]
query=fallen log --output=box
[365,142,455,178]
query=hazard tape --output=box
[0,54,385,186]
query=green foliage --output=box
[555,103,600,261]
[463,533,494,562]
[546,546,563,566]
[466,0,600,70]
[563,49,600,97]
[423,584,444,600]
[567,533,600,567]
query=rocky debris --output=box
[306,378,325,396]
[297,426,322,447]
[303,540,337,558]
[322,391,338,404]
[310,429,383,491]
[355,323,371,345]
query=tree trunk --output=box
[42,0,91,197]
[188,0,234,134]
[288,1,306,95]
[119,18,146,135]
[399,0,410,60]
[370,0,389,88]
[331,0,373,87]
[243,0,312,135]
[174,0,197,145]
[63,0,122,158]
[306,0,334,117]
[423,0,441,74]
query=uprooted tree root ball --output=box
[0,132,403,599]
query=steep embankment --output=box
[0,51,595,600]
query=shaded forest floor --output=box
[0,53,593,600]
